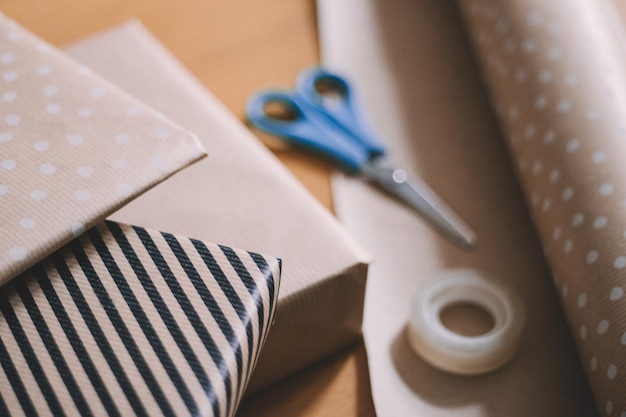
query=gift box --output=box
[0,13,205,284]
[0,221,280,416]
[0,13,282,416]
[64,21,371,392]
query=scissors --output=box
[246,67,478,250]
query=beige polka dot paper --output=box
[459,0,626,413]
[0,14,206,285]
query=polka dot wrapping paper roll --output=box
[459,0,626,413]
[0,13,206,286]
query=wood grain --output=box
[0,0,375,415]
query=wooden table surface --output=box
[0,0,377,415]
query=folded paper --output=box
[0,14,206,285]
[0,220,280,416]
[459,0,626,413]
[64,21,371,392]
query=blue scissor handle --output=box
[246,90,370,174]
[295,67,386,157]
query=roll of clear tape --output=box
[406,268,525,375]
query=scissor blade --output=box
[361,158,478,250]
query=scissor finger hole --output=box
[263,100,300,121]
[314,76,346,96]
[314,76,347,107]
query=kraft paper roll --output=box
[321,0,598,414]
[459,0,626,413]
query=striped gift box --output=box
[0,221,281,417]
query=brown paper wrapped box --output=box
[64,21,371,392]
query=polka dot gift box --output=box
[0,12,206,285]
[459,0,626,413]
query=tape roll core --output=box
[406,268,524,375]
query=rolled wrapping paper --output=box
[458,0,626,413]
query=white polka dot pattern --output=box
[459,0,626,413]
[0,14,206,284]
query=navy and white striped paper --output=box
[0,221,280,417]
